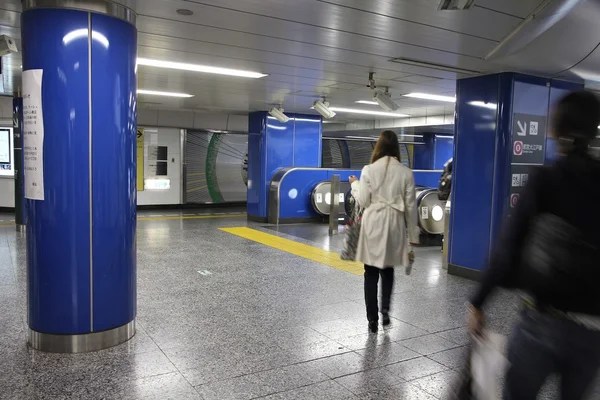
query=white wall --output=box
[137,126,182,206]
[0,95,14,208]
[138,109,248,131]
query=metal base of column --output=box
[28,320,135,353]
[16,224,26,233]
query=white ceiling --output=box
[0,0,591,122]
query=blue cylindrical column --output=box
[22,0,137,352]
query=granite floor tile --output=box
[334,368,404,396]
[400,334,461,356]
[0,216,564,399]
[427,346,469,370]
[302,351,373,379]
[261,380,357,400]
[411,370,461,398]
[355,342,421,368]
[195,373,272,400]
[354,382,437,400]
[385,356,448,381]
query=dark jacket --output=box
[471,152,600,314]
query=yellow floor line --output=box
[138,214,246,221]
[220,227,364,275]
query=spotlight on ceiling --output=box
[312,99,336,119]
[268,107,290,123]
[373,88,400,112]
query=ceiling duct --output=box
[485,0,585,60]
[438,0,475,11]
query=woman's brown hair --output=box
[371,130,401,164]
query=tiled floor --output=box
[0,213,594,399]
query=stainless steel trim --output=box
[22,0,137,26]
[87,13,94,332]
[328,174,340,236]
[29,320,135,353]
[15,224,26,233]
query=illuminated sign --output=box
[144,178,170,190]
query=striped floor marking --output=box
[220,227,363,275]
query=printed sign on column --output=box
[22,69,45,200]
[512,113,546,164]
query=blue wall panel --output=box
[449,75,500,273]
[23,9,92,334]
[90,13,137,332]
[293,117,322,167]
[433,136,454,170]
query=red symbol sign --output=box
[510,193,520,208]
[513,141,523,156]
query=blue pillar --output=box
[13,97,26,230]
[22,1,137,352]
[247,112,322,221]
[448,73,582,279]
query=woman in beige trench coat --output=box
[350,130,420,333]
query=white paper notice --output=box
[22,69,45,200]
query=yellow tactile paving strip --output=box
[220,227,364,276]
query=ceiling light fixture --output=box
[355,100,379,105]
[403,93,456,103]
[389,57,480,75]
[268,107,289,123]
[312,99,336,119]
[329,107,409,118]
[137,89,194,98]
[137,58,268,79]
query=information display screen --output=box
[0,128,9,164]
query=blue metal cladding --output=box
[292,116,322,167]
[90,13,137,332]
[23,9,92,334]
[246,112,322,219]
[413,134,434,169]
[433,136,454,170]
[449,74,501,273]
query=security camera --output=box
[268,107,289,123]
[312,99,336,119]
[373,89,399,112]
[0,35,18,56]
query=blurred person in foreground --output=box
[349,130,419,333]
[468,91,600,400]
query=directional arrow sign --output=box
[516,120,527,136]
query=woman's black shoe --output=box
[382,312,391,326]
[368,321,378,333]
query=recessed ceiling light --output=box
[137,58,268,79]
[329,107,409,118]
[403,93,456,102]
[176,9,194,16]
[355,100,379,105]
[138,89,194,98]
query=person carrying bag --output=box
[348,130,419,333]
